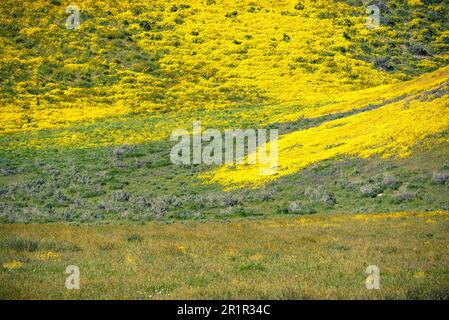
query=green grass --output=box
[1,131,449,223]
[0,238,81,253]
[1,211,448,299]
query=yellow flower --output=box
[249,254,264,262]
[38,251,60,260]
[125,254,136,265]
[3,260,24,270]
[414,271,426,278]
[202,89,449,189]
[407,0,423,6]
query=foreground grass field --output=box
[1,211,448,299]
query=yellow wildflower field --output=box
[203,80,449,189]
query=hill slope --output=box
[0,0,449,222]
[205,66,449,189]
[1,0,449,139]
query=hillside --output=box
[1,0,449,139]
[1,0,449,222]
[1,0,449,301]
[205,66,449,189]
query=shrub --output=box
[304,186,323,200]
[126,234,143,242]
[287,201,316,215]
[112,146,127,157]
[431,172,449,184]
[393,184,417,202]
[303,187,336,206]
[110,190,130,202]
[219,207,233,215]
[294,2,305,10]
[225,11,238,18]
[60,209,79,221]
[129,195,150,208]
[320,192,337,206]
[360,184,380,197]
[149,197,170,217]
[221,192,244,207]
[257,189,276,202]
[382,172,399,189]
[409,41,429,56]
[80,212,94,222]
[374,56,394,71]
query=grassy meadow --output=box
[1,0,449,299]
[1,211,448,299]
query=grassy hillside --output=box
[1,0,449,301]
[205,66,449,189]
[1,0,449,223]
[1,0,449,139]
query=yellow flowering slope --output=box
[202,83,449,189]
[0,0,407,135]
[3,65,449,150]
[271,65,449,124]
